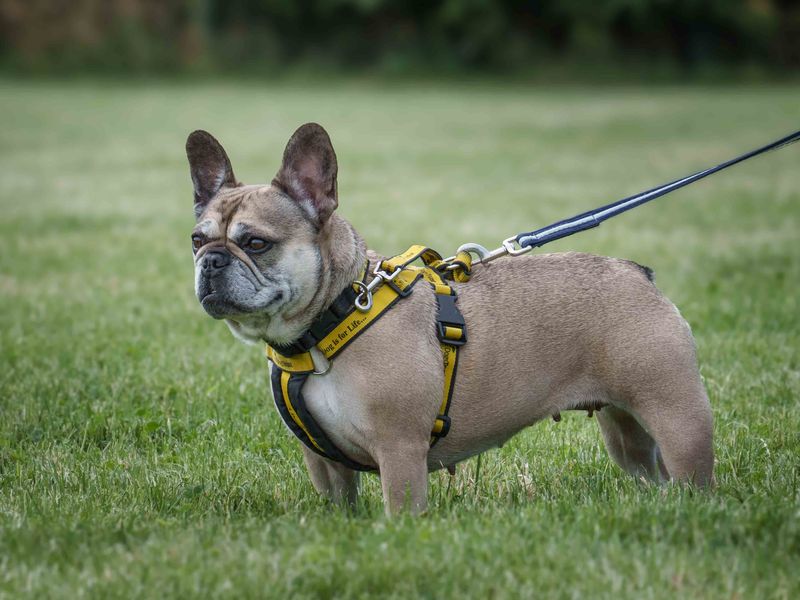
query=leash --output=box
[445,128,800,269]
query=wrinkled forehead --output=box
[195,185,313,240]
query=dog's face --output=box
[186,124,339,345]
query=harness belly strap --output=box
[266,248,467,470]
[270,368,375,471]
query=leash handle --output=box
[515,128,800,249]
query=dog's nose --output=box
[202,250,231,275]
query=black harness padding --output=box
[270,283,362,357]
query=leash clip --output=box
[353,264,402,313]
[442,236,532,270]
[501,235,533,256]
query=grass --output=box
[0,78,798,599]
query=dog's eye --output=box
[191,235,203,252]
[245,238,272,253]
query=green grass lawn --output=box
[1,79,798,598]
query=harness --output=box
[265,245,473,471]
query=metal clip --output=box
[353,280,373,312]
[455,242,492,261]
[441,237,527,269]
[501,235,533,256]
[353,263,402,313]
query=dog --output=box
[186,123,714,514]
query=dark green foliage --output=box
[0,0,798,74]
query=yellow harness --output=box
[265,245,472,471]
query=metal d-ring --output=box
[311,351,332,375]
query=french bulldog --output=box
[186,123,714,514]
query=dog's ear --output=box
[273,123,338,226]
[186,130,238,217]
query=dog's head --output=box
[186,123,340,345]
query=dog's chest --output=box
[269,361,374,464]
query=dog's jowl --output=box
[186,124,714,515]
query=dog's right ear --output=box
[186,130,238,218]
[272,123,338,227]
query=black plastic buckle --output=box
[432,414,451,438]
[435,293,467,346]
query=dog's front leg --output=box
[375,444,429,516]
[301,445,360,508]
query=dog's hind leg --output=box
[632,382,715,487]
[597,405,664,482]
[605,307,714,486]
[301,445,360,508]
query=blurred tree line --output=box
[0,0,797,75]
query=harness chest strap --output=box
[265,248,466,471]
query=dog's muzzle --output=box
[195,246,237,317]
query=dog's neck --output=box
[267,213,367,346]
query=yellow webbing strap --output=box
[433,343,458,436]
[450,250,473,283]
[316,268,420,359]
[426,250,473,283]
[279,370,325,454]
[380,245,442,273]
[267,347,315,373]
[265,268,421,373]
[421,267,464,442]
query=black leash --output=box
[514,129,800,250]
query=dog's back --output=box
[429,251,713,484]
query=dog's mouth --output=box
[199,291,233,319]
[200,290,285,319]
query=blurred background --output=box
[1,0,798,79]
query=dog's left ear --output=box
[186,130,238,218]
[273,123,338,226]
